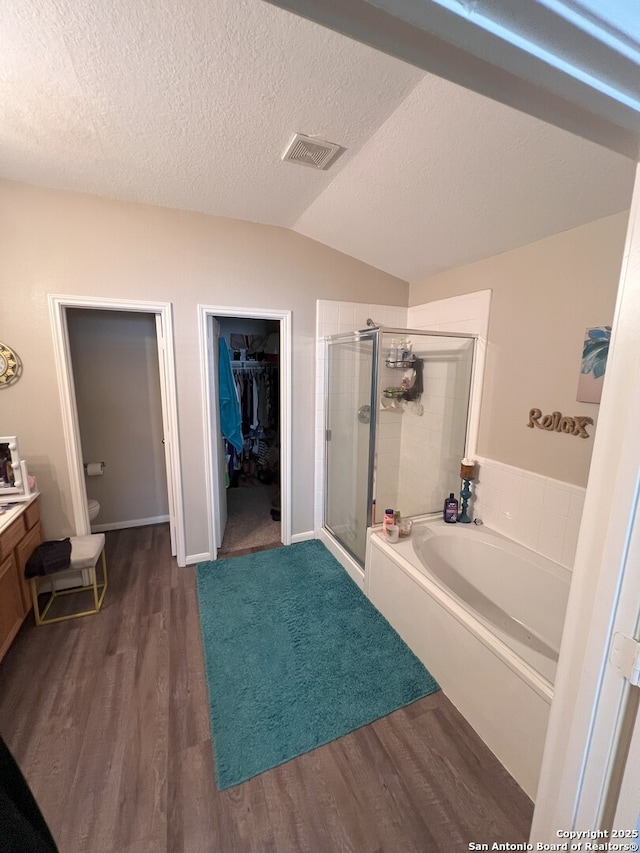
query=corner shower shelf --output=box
[382,387,404,399]
[385,357,416,369]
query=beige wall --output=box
[0,180,408,556]
[409,212,629,487]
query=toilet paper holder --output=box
[84,461,106,475]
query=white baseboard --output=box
[291,530,315,543]
[185,552,210,566]
[91,514,170,532]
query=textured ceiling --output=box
[0,0,635,282]
[294,72,635,281]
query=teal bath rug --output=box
[196,539,439,790]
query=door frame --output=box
[531,163,640,838]
[48,294,186,566]
[198,305,292,559]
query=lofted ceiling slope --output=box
[0,0,635,282]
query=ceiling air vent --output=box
[282,133,343,170]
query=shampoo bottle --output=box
[388,339,397,364]
[443,493,458,523]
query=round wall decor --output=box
[0,343,22,387]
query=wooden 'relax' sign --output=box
[527,408,593,439]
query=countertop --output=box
[0,494,39,536]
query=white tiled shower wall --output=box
[407,289,491,457]
[395,337,475,517]
[472,457,585,570]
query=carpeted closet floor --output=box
[219,483,281,555]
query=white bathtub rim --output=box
[412,517,570,581]
[413,536,564,661]
[369,531,554,704]
[410,518,570,670]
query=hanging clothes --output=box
[218,338,243,453]
[257,371,269,426]
[252,374,259,429]
[230,364,277,430]
[223,361,275,486]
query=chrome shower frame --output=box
[323,325,477,567]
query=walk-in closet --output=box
[214,316,281,555]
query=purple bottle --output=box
[443,493,458,523]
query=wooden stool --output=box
[30,534,108,625]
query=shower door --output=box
[325,332,377,566]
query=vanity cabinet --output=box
[0,497,41,663]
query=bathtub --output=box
[364,518,571,799]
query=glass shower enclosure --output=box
[324,326,476,566]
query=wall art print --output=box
[577,325,611,404]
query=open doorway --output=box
[66,308,170,536]
[49,295,185,564]
[216,316,281,555]
[199,306,292,561]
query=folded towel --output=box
[24,539,72,578]
[218,338,243,453]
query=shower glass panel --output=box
[376,331,475,519]
[325,332,376,565]
[324,326,476,568]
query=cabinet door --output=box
[16,521,42,614]
[0,554,24,661]
[23,498,40,531]
[0,514,27,562]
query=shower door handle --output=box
[358,405,371,424]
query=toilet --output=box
[88,499,100,521]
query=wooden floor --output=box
[0,524,533,853]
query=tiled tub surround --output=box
[470,457,584,570]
